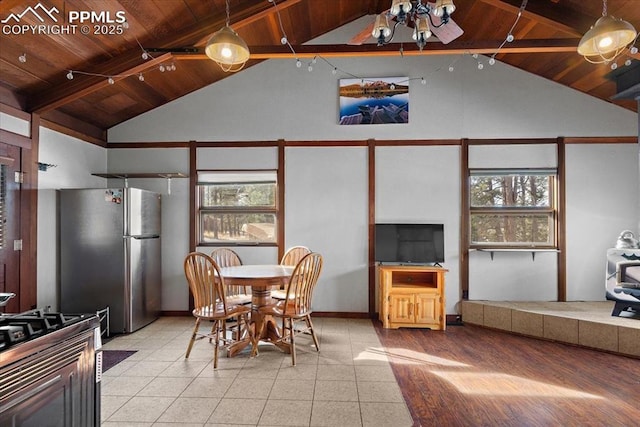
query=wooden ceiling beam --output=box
[26,0,303,114]
[29,53,173,114]
[191,0,304,46]
[0,0,29,14]
[476,0,594,36]
[172,38,581,60]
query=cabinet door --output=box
[415,293,439,325]
[389,294,414,324]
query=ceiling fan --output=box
[348,0,464,49]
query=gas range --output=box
[0,308,92,352]
[0,308,101,425]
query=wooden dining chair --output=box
[183,252,256,368]
[211,248,252,305]
[258,252,323,365]
[271,246,311,301]
[281,246,312,266]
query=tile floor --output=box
[100,317,413,427]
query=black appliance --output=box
[375,223,445,265]
[0,309,102,426]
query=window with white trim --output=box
[197,170,278,245]
[469,169,557,248]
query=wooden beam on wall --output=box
[0,100,29,120]
[0,129,30,149]
[278,139,286,263]
[556,137,567,302]
[41,110,107,146]
[368,139,376,318]
[460,139,470,300]
[19,114,39,311]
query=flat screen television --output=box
[375,223,444,265]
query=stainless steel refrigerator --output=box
[59,188,161,334]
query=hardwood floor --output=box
[374,322,640,427]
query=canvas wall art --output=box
[339,77,409,125]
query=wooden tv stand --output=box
[378,264,447,330]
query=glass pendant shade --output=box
[433,0,456,17]
[390,0,412,16]
[412,17,432,47]
[205,25,250,72]
[372,14,392,38]
[577,15,637,63]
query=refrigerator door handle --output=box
[124,235,160,240]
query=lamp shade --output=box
[433,0,456,17]
[372,13,392,38]
[577,15,637,62]
[412,18,432,44]
[390,0,412,17]
[205,25,250,72]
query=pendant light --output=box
[372,0,456,48]
[577,0,637,64]
[205,0,250,72]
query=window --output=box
[469,169,557,248]
[198,171,278,245]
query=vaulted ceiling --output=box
[1,0,638,144]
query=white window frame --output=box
[197,170,278,246]
[469,168,558,249]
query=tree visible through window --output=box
[198,171,277,245]
[470,170,556,247]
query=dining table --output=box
[220,264,294,357]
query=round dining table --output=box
[220,264,294,357]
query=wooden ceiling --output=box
[1,0,638,144]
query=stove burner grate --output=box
[0,309,90,351]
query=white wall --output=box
[105,47,638,313]
[37,128,106,310]
[108,55,637,143]
[285,147,369,313]
[0,112,30,136]
[375,146,461,313]
[565,143,639,301]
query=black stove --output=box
[0,308,101,426]
[0,309,92,351]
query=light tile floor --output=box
[100,317,413,427]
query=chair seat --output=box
[193,302,251,319]
[270,289,288,301]
[226,294,253,306]
[259,301,310,319]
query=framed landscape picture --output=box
[339,77,409,125]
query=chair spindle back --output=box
[184,252,228,314]
[282,252,323,316]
